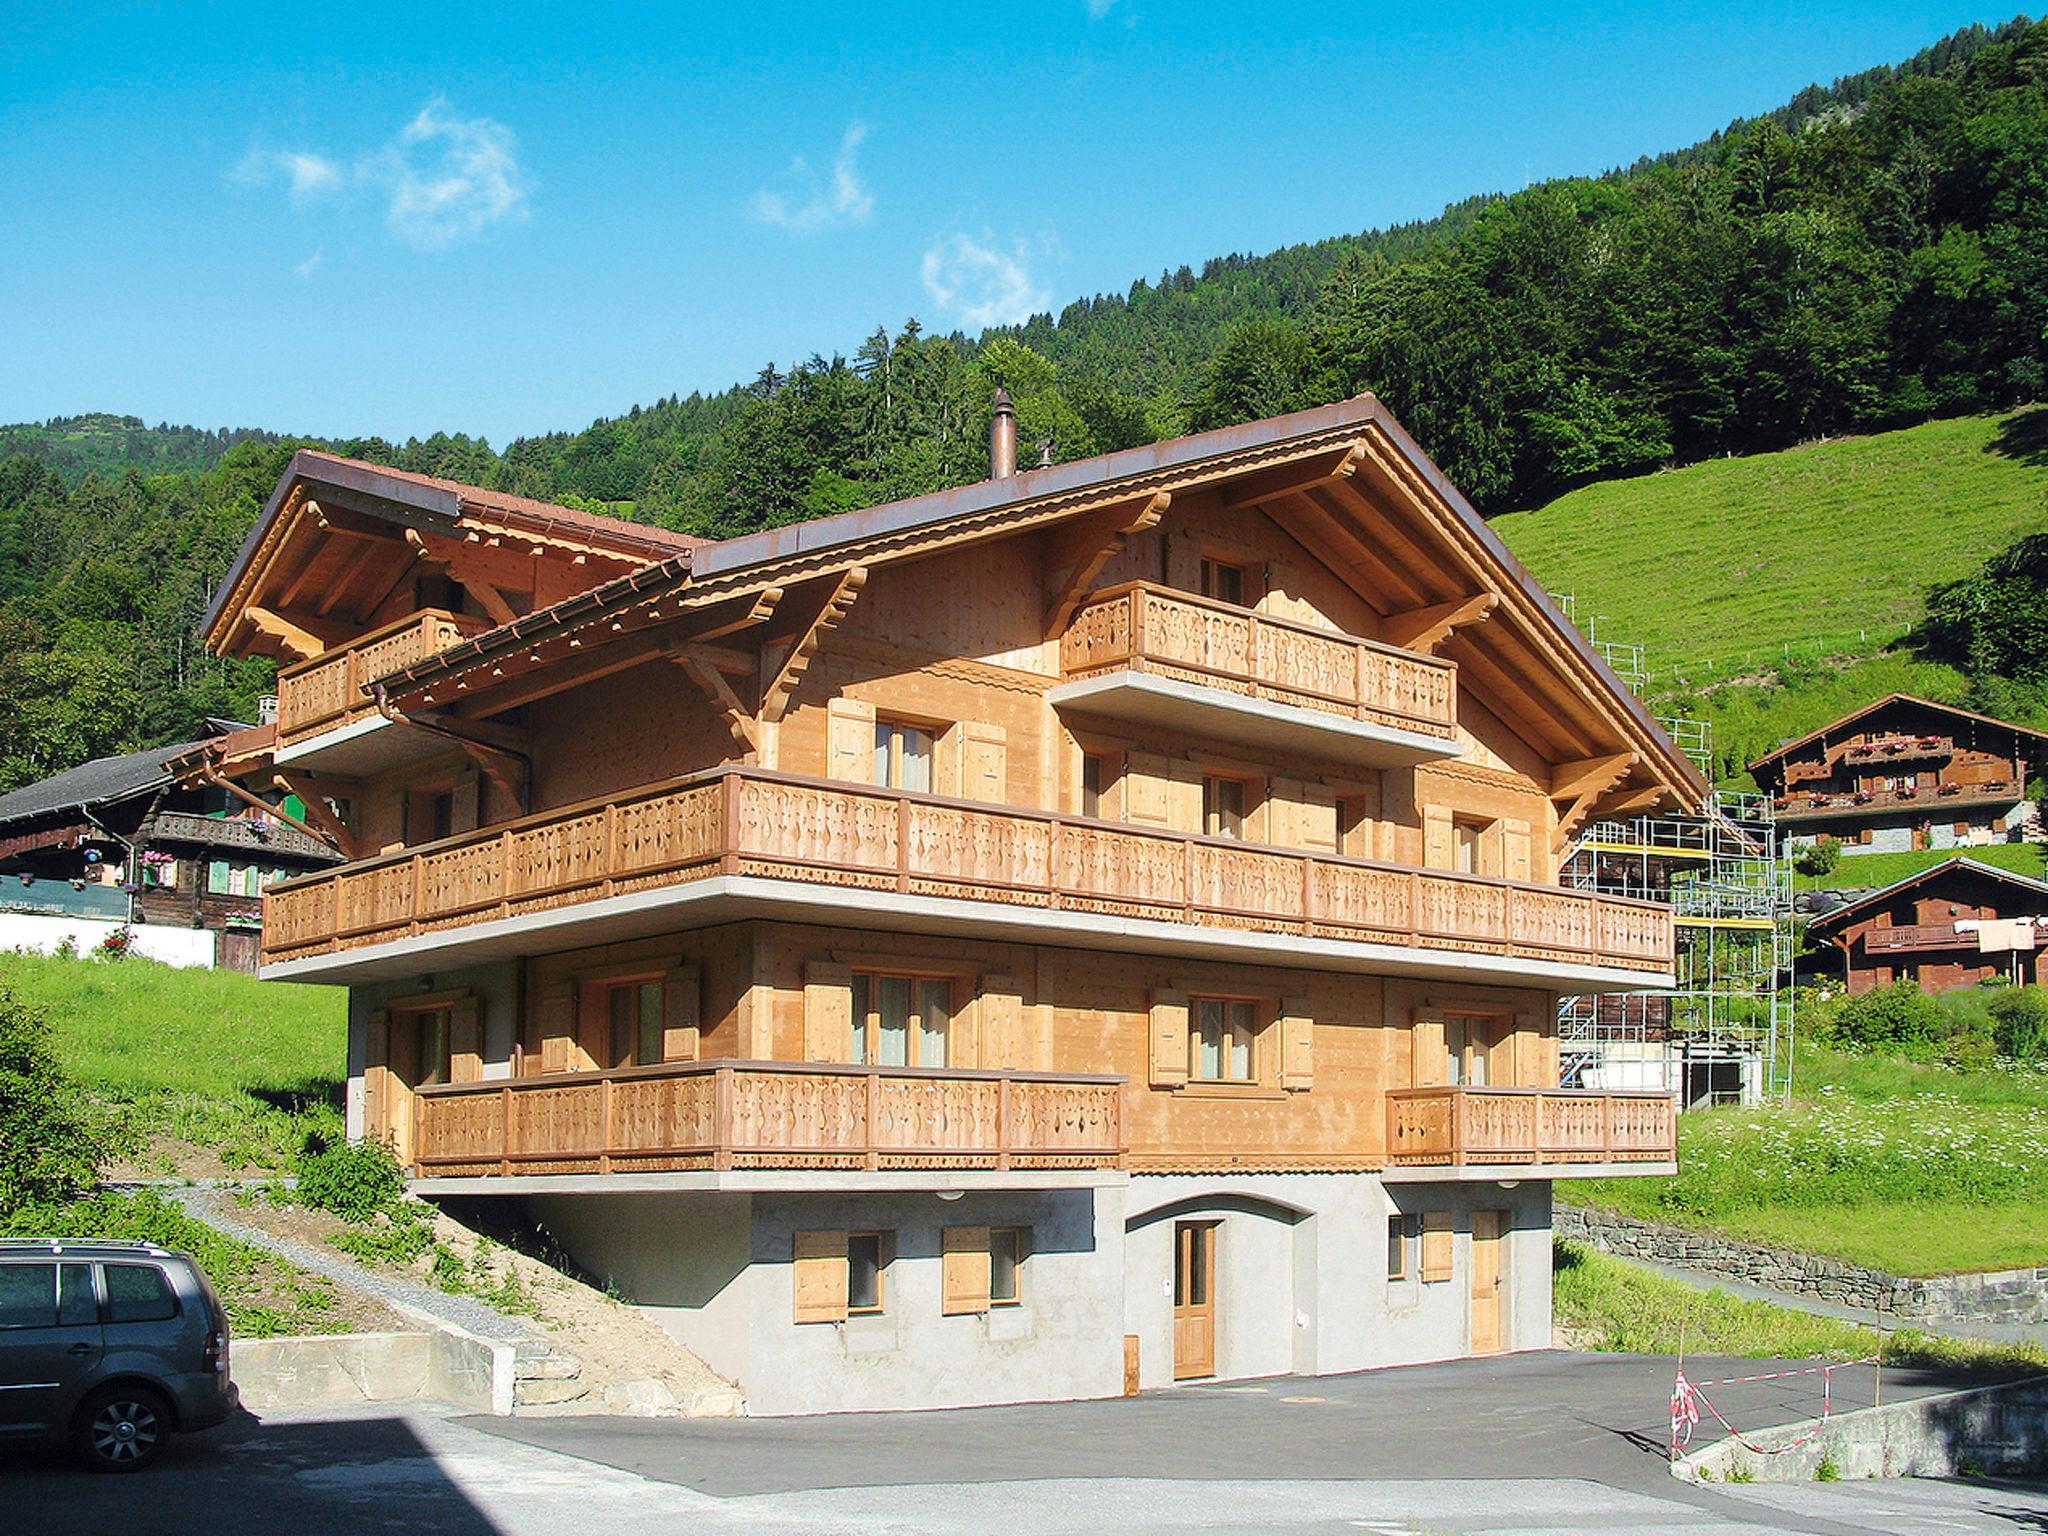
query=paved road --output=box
[7,1352,2045,1535]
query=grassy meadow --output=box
[1791,840,2047,891]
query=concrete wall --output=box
[232,1325,512,1414]
[0,912,216,968]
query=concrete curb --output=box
[234,1323,516,1415]
[1673,1372,2048,1483]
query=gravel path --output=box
[154,1183,539,1343]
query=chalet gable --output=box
[1749,694,2048,792]
[1806,855,2048,940]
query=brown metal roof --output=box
[1748,693,2048,774]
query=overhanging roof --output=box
[1806,855,2048,938]
[1749,694,2048,775]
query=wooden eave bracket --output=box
[1220,442,1371,513]
[1550,751,1637,853]
[1380,592,1497,655]
[1045,492,1170,632]
[245,606,326,662]
[405,528,518,624]
[674,649,759,753]
[454,738,529,809]
[760,567,867,725]
[269,769,361,860]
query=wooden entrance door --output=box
[1172,1221,1217,1380]
[1470,1209,1506,1354]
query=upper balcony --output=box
[1384,1086,1676,1180]
[262,767,1675,991]
[1775,781,2023,821]
[274,609,492,773]
[1053,583,1461,768]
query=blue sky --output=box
[0,2,2017,447]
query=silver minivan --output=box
[0,1239,239,1471]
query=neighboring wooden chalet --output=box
[1750,694,2048,857]
[0,724,340,970]
[1806,857,2048,995]
[196,395,1701,1412]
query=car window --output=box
[58,1263,98,1327]
[103,1264,179,1324]
[0,1264,56,1329]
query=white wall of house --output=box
[0,912,215,968]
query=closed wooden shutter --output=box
[1502,817,1533,883]
[826,697,877,782]
[1514,1009,1557,1089]
[942,1226,992,1315]
[977,974,1025,1069]
[793,1230,849,1323]
[448,996,482,1084]
[803,962,854,1063]
[1423,805,1454,870]
[1297,783,1339,853]
[1149,989,1190,1088]
[1166,761,1203,833]
[1421,1211,1455,1282]
[450,769,481,835]
[363,1009,391,1139]
[1267,777,1303,846]
[537,988,574,1075]
[1124,751,1172,827]
[959,722,1008,803]
[662,964,701,1061]
[1279,996,1314,1091]
[1411,1008,1447,1088]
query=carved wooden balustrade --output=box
[275,609,491,745]
[1385,1087,1675,1168]
[1060,582,1458,741]
[1861,922,1970,953]
[410,1060,1126,1177]
[264,767,1675,972]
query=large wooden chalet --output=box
[1807,856,2048,995]
[194,398,1698,1412]
[1750,695,2047,859]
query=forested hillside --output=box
[0,16,2043,790]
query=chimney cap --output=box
[992,385,1015,411]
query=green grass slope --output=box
[1493,410,2048,779]
[1794,841,2046,891]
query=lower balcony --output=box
[262,768,1675,992]
[408,1060,1126,1192]
[1383,1086,1676,1180]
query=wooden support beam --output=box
[312,538,386,619]
[1588,784,1671,821]
[1550,752,1636,803]
[760,567,867,725]
[245,606,326,662]
[1044,492,1169,632]
[675,651,758,753]
[668,642,752,677]
[410,713,532,755]
[269,770,360,860]
[405,527,519,624]
[1380,592,1496,654]
[454,738,529,811]
[1219,443,1370,513]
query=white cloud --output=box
[1085,0,1116,15]
[920,232,1051,328]
[293,249,324,281]
[232,97,531,253]
[750,121,874,235]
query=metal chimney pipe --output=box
[989,385,1018,479]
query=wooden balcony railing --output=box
[410,1059,1126,1177]
[1862,922,1968,953]
[264,768,1675,974]
[1385,1086,1675,1168]
[1061,582,1458,741]
[276,609,491,745]
[1777,782,2019,817]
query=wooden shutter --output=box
[1423,805,1454,870]
[1148,989,1190,1088]
[1297,783,1339,853]
[538,987,574,1075]
[826,697,877,782]
[1421,1211,1455,1282]
[977,974,1025,1069]
[363,1009,391,1140]
[1267,777,1303,846]
[662,964,701,1061]
[448,996,482,1084]
[803,962,853,1063]
[1279,996,1314,1091]
[1411,1007,1447,1088]
[1124,751,1172,827]
[942,1226,992,1315]
[793,1230,849,1323]
[1166,761,1204,833]
[1502,817,1533,884]
[1514,1009,1557,1089]
[450,769,481,835]
[959,722,1008,804]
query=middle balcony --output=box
[262,767,1675,992]
[1053,582,1461,768]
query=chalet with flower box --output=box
[1749,695,2048,860]
[1806,856,2048,995]
[193,397,1697,1413]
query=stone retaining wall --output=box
[1557,1205,2048,1325]
[234,1322,515,1415]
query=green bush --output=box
[1990,987,2048,1061]
[297,1139,405,1224]
[1794,836,1842,878]
[0,985,106,1216]
[1831,981,1946,1058]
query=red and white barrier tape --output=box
[1669,1356,1880,1459]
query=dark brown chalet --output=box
[1806,856,2048,995]
[1749,695,2047,859]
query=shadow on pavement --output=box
[3,1408,502,1536]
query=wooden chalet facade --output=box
[1806,856,2048,995]
[197,399,1697,1412]
[1750,695,2047,858]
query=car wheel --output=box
[72,1384,170,1473]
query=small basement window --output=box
[847,1232,888,1315]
